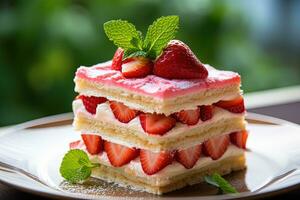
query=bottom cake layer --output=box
[91,147,246,195]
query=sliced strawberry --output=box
[230,130,248,149]
[153,40,208,79]
[139,113,176,135]
[200,105,213,121]
[203,134,230,160]
[109,101,138,123]
[78,95,107,114]
[81,134,103,155]
[111,48,124,71]
[69,140,81,149]
[176,144,202,169]
[214,96,245,113]
[140,149,174,175]
[121,57,152,78]
[104,141,139,167]
[175,108,200,125]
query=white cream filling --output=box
[89,145,244,181]
[73,99,244,142]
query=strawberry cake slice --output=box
[63,16,248,195]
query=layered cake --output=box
[64,16,248,194]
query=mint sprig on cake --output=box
[104,15,208,79]
[104,16,179,60]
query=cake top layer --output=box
[75,61,240,99]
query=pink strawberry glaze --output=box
[75,61,241,99]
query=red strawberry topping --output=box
[109,101,138,123]
[203,134,230,160]
[140,150,174,175]
[69,140,82,149]
[111,48,124,71]
[153,40,208,79]
[78,95,107,114]
[121,57,152,78]
[230,130,248,149]
[176,144,202,169]
[214,96,245,113]
[81,134,103,155]
[139,113,176,135]
[175,108,200,125]
[200,105,213,121]
[104,141,139,167]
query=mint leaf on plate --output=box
[60,149,99,183]
[204,173,238,194]
[143,15,179,59]
[104,20,143,51]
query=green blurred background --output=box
[0,0,299,126]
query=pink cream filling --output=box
[75,61,241,99]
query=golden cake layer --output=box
[73,100,246,151]
[75,77,241,116]
[90,149,246,195]
[74,62,242,115]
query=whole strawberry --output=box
[153,40,208,79]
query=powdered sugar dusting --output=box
[172,80,202,90]
[59,178,153,198]
[139,82,161,93]
[86,67,116,78]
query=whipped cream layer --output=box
[90,145,244,184]
[75,61,240,99]
[73,99,244,143]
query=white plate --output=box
[0,113,299,199]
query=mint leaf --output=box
[103,20,143,50]
[123,50,148,60]
[204,173,238,194]
[204,175,220,187]
[143,15,179,59]
[123,48,139,59]
[59,149,99,183]
[103,16,179,59]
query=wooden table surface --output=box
[0,101,299,199]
